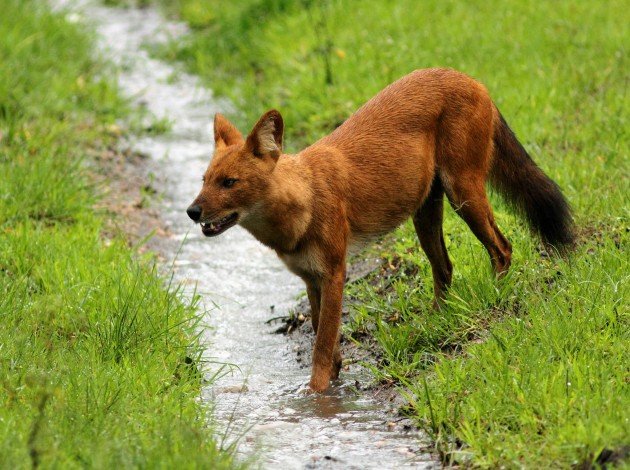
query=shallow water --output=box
[52,2,434,468]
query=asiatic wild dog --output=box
[187,68,574,392]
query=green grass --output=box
[114,0,628,467]
[0,1,235,467]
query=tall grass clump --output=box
[0,0,235,466]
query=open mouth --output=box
[200,212,239,237]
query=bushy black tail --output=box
[490,111,575,250]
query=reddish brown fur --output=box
[188,68,573,392]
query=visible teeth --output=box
[202,215,235,232]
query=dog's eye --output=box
[221,178,237,188]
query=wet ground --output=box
[52,1,436,468]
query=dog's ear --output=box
[245,109,284,159]
[214,113,244,149]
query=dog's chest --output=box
[277,247,324,279]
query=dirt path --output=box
[53,1,436,468]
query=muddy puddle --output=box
[52,1,434,468]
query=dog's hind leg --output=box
[444,175,512,275]
[413,177,453,308]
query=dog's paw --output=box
[308,375,330,393]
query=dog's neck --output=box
[239,154,313,253]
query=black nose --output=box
[186,205,202,222]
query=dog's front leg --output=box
[309,266,345,392]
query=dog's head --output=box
[187,110,284,237]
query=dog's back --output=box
[302,68,494,241]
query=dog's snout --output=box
[186,204,202,222]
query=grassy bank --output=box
[0,1,235,467]
[121,0,627,467]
